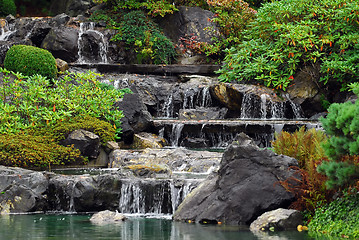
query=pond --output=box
[0,214,317,240]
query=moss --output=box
[33,115,116,146]
[4,45,57,79]
[0,132,87,170]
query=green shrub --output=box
[0,68,130,140]
[0,132,86,170]
[218,0,359,90]
[318,85,359,189]
[110,10,177,64]
[0,0,16,17]
[4,45,57,79]
[308,191,359,239]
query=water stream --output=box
[0,19,16,41]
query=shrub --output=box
[308,191,359,239]
[272,127,333,212]
[0,68,130,140]
[201,0,257,58]
[4,45,57,79]
[0,132,86,170]
[318,85,359,189]
[0,0,16,17]
[218,0,359,90]
[110,10,177,64]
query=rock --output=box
[60,129,100,159]
[131,132,167,149]
[159,6,220,45]
[250,208,303,232]
[109,148,222,173]
[41,26,79,62]
[56,58,69,72]
[87,148,109,167]
[50,13,71,26]
[178,107,227,120]
[104,141,120,153]
[113,91,154,144]
[90,210,126,224]
[124,164,172,178]
[0,166,48,214]
[173,133,299,225]
[50,0,95,17]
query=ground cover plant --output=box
[218,0,359,90]
[0,68,130,169]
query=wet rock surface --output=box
[173,133,300,225]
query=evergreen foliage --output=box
[217,0,359,90]
[318,86,359,189]
[0,0,16,17]
[4,45,57,79]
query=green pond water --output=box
[0,214,318,240]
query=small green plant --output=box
[0,0,16,17]
[4,45,58,79]
[218,0,359,90]
[308,190,359,239]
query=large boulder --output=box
[159,6,220,45]
[41,26,79,62]
[0,166,48,214]
[113,91,154,144]
[173,133,299,225]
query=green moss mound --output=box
[0,133,86,170]
[0,0,16,17]
[34,115,116,146]
[4,45,58,79]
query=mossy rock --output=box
[131,132,167,149]
[124,164,171,178]
[4,45,58,79]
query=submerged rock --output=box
[250,208,303,232]
[173,133,300,225]
[90,210,126,224]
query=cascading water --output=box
[0,19,16,41]
[77,22,108,64]
[171,123,184,147]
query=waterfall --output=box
[171,123,184,147]
[270,101,285,119]
[183,87,212,109]
[197,87,212,107]
[118,179,199,215]
[77,22,108,63]
[260,94,267,119]
[164,94,174,118]
[0,19,16,41]
[240,93,255,119]
[285,94,304,119]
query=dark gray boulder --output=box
[41,26,79,62]
[173,133,299,225]
[50,0,95,17]
[113,91,153,144]
[0,166,48,214]
[60,129,101,159]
